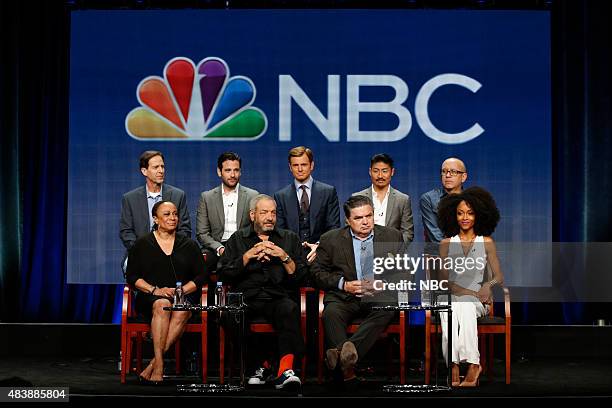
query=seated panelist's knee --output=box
[174,311,191,322]
[153,300,171,316]
[278,301,298,318]
[322,305,343,321]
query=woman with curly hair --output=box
[436,186,503,387]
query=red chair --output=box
[120,284,209,383]
[424,287,511,384]
[317,291,407,384]
[219,287,313,383]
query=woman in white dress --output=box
[437,187,503,387]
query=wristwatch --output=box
[282,254,291,264]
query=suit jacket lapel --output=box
[236,186,247,226]
[309,180,322,233]
[340,228,358,280]
[359,187,373,200]
[286,184,299,231]
[161,185,170,202]
[385,187,397,226]
[214,186,225,227]
[141,186,151,229]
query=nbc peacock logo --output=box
[125,57,267,140]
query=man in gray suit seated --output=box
[196,152,259,272]
[352,153,414,243]
[119,151,192,271]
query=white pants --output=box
[438,295,486,365]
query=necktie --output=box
[360,241,373,281]
[300,185,309,214]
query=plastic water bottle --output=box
[215,282,225,306]
[398,290,409,307]
[174,281,184,305]
[421,288,432,307]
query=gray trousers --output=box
[322,298,395,360]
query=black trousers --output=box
[322,298,395,360]
[247,296,305,359]
[223,295,305,371]
[202,248,219,274]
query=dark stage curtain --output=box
[0,1,122,322]
[1,0,611,323]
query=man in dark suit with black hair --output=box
[119,151,191,269]
[273,146,340,265]
[312,195,404,383]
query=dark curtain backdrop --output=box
[1,0,611,323]
[0,0,121,323]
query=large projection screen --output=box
[68,10,551,285]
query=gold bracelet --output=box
[488,279,497,287]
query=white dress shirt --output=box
[372,185,390,226]
[221,183,239,242]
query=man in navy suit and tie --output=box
[119,151,191,269]
[274,146,340,264]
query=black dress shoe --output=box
[325,348,340,370]
[340,341,358,371]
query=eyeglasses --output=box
[440,168,465,177]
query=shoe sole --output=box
[340,341,358,370]
[274,377,301,390]
[325,349,339,370]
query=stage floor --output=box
[1,356,611,400]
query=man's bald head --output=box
[441,158,466,173]
[440,157,467,193]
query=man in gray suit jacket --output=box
[312,195,404,383]
[119,151,191,269]
[353,153,413,243]
[196,152,258,272]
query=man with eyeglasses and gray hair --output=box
[420,157,468,246]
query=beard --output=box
[254,221,275,234]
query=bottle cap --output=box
[217,281,223,286]
[176,281,182,285]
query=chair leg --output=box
[120,329,128,384]
[478,335,486,375]
[301,355,307,382]
[126,333,134,376]
[488,334,494,380]
[430,332,439,380]
[399,314,406,385]
[505,329,511,384]
[136,333,143,374]
[424,326,431,384]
